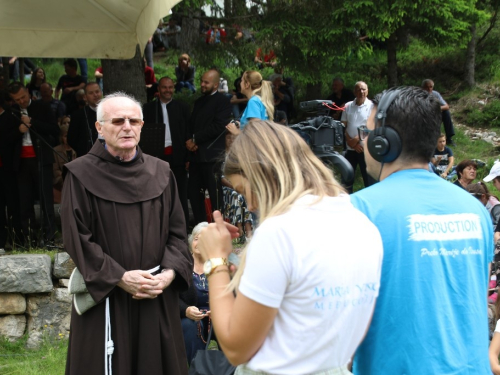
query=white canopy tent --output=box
[0,0,181,59]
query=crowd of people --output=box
[0,48,498,375]
[0,56,298,252]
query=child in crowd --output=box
[431,134,454,178]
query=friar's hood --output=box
[64,141,170,203]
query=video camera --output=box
[289,100,353,190]
[289,100,345,153]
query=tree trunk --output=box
[464,24,476,88]
[387,33,398,87]
[2,57,10,83]
[181,10,201,57]
[224,0,232,17]
[233,0,247,17]
[102,44,147,104]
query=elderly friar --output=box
[61,92,192,375]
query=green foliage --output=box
[336,0,479,46]
[476,22,500,82]
[465,100,500,127]
[395,38,466,86]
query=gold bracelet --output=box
[207,268,230,278]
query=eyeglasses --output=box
[101,118,142,126]
[358,125,373,141]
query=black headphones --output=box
[367,89,402,163]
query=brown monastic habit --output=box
[62,141,193,375]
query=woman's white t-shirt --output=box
[238,194,383,374]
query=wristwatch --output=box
[203,258,228,276]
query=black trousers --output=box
[17,158,55,242]
[188,161,223,226]
[0,167,22,247]
[442,110,455,141]
[345,150,375,194]
[160,155,189,231]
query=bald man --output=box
[186,69,231,225]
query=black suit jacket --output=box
[6,101,60,169]
[0,110,17,171]
[187,92,231,163]
[143,99,190,166]
[67,106,98,157]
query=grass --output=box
[7,249,59,263]
[0,335,67,375]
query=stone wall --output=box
[0,252,75,348]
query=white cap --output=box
[484,160,500,182]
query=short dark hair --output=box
[332,77,344,84]
[63,58,78,69]
[7,82,26,96]
[158,76,174,85]
[456,159,477,179]
[372,86,441,164]
[84,82,100,92]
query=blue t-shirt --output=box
[434,146,454,174]
[240,95,268,128]
[432,90,447,106]
[351,169,493,375]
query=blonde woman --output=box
[175,53,196,93]
[178,222,211,364]
[226,71,274,135]
[197,120,383,375]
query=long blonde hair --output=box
[224,120,345,290]
[242,71,274,121]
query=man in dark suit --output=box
[186,69,232,225]
[143,76,190,226]
[7,83,60,245]
[67,82,102,157]
[0,91,22,250]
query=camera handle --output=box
[316,151,354,192]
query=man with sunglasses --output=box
[61,92,192,375]
[351,87,493,374]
